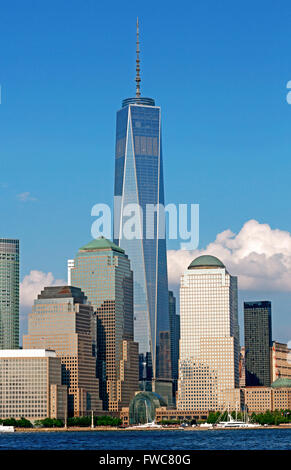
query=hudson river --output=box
[0,429,291,450]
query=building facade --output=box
[70,237,139,412]
[177,255,240,412]
[244,301,272,387]
[23,286,102,416]
[0,349,67,420]
[0,239,19,349]
[270,341,291,382]
[113,24,171,384]
[169,291,180,403]
[243,378,291,413]
[239,346,246,388]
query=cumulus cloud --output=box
[17,192,37,202]
[167,219,291,291]
[20,270,66,309]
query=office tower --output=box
[169,291,180,384]
[0,349,67,420]
[177,255,240,412]
[270,341,291,382]
[23,286,102,416]
[70,237,139,411]
[244,301,272,387]
[113,19,171,385]
[0,239,19,349]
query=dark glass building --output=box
[244,301,272,386]
[114,22,171,384]
[169,291,180,383]
[0,239,19,349]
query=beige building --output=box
[177,255,240,412]
[70,238,139,412]
[239,346,246,387]
[270,341,291,382]
[23,286,102,417]
[0,349,67,421]
[243,378,291,413]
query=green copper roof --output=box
[188,255,225,270]
[271,378,291,388]
[79,237,124,253]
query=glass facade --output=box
[70,239,139,411]
[169,291,180,383]
[114,98,170,381]
[244,301,272,387]
[129,391,166,424]
[0,239,19,349]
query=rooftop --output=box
[188,255,225,270]
[271,378,291,388]
[0,349,56,358]
[37,286,87,303]
[79,237,124,254]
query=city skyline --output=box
[1,2,291,344]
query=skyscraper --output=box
[177,255,240,412]
[23,286,102,416]
[244,301,272,387]
[70,237,139,411]
[0,239,19,349]
[169,291,180,385]
[113,19,171,385]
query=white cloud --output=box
[17,192,37,202]
[167,219,291,291]
[20,270,66,309]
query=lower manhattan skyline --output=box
[2,0,291,459]
[2,2,291,346]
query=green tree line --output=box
[1,415,121,428]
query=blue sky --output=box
[1,0,291,341]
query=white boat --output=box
[0,425,15,433]
[215,402,260,429]
[216,415,259,428]
[127,421,162,430]
[199,423,213,428]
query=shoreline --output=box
[13,424,291,432]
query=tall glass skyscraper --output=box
[114,20,171,384]
[0,239,19,349]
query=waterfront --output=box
[0,429,291,450]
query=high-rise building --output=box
[23,286,102,416]
[169,291,180,383]
[113,19,171,384]
[270,341,291,382]
[70,237,139,412]
[177,255,240,412]
[0,239,19,349]
[244,301,272,387]
[0,349,67,421]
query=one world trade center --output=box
[114,20,172,395]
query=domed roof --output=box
[188,255,225,270]
[271,378,291,388]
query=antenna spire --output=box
[136,17,141,97]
